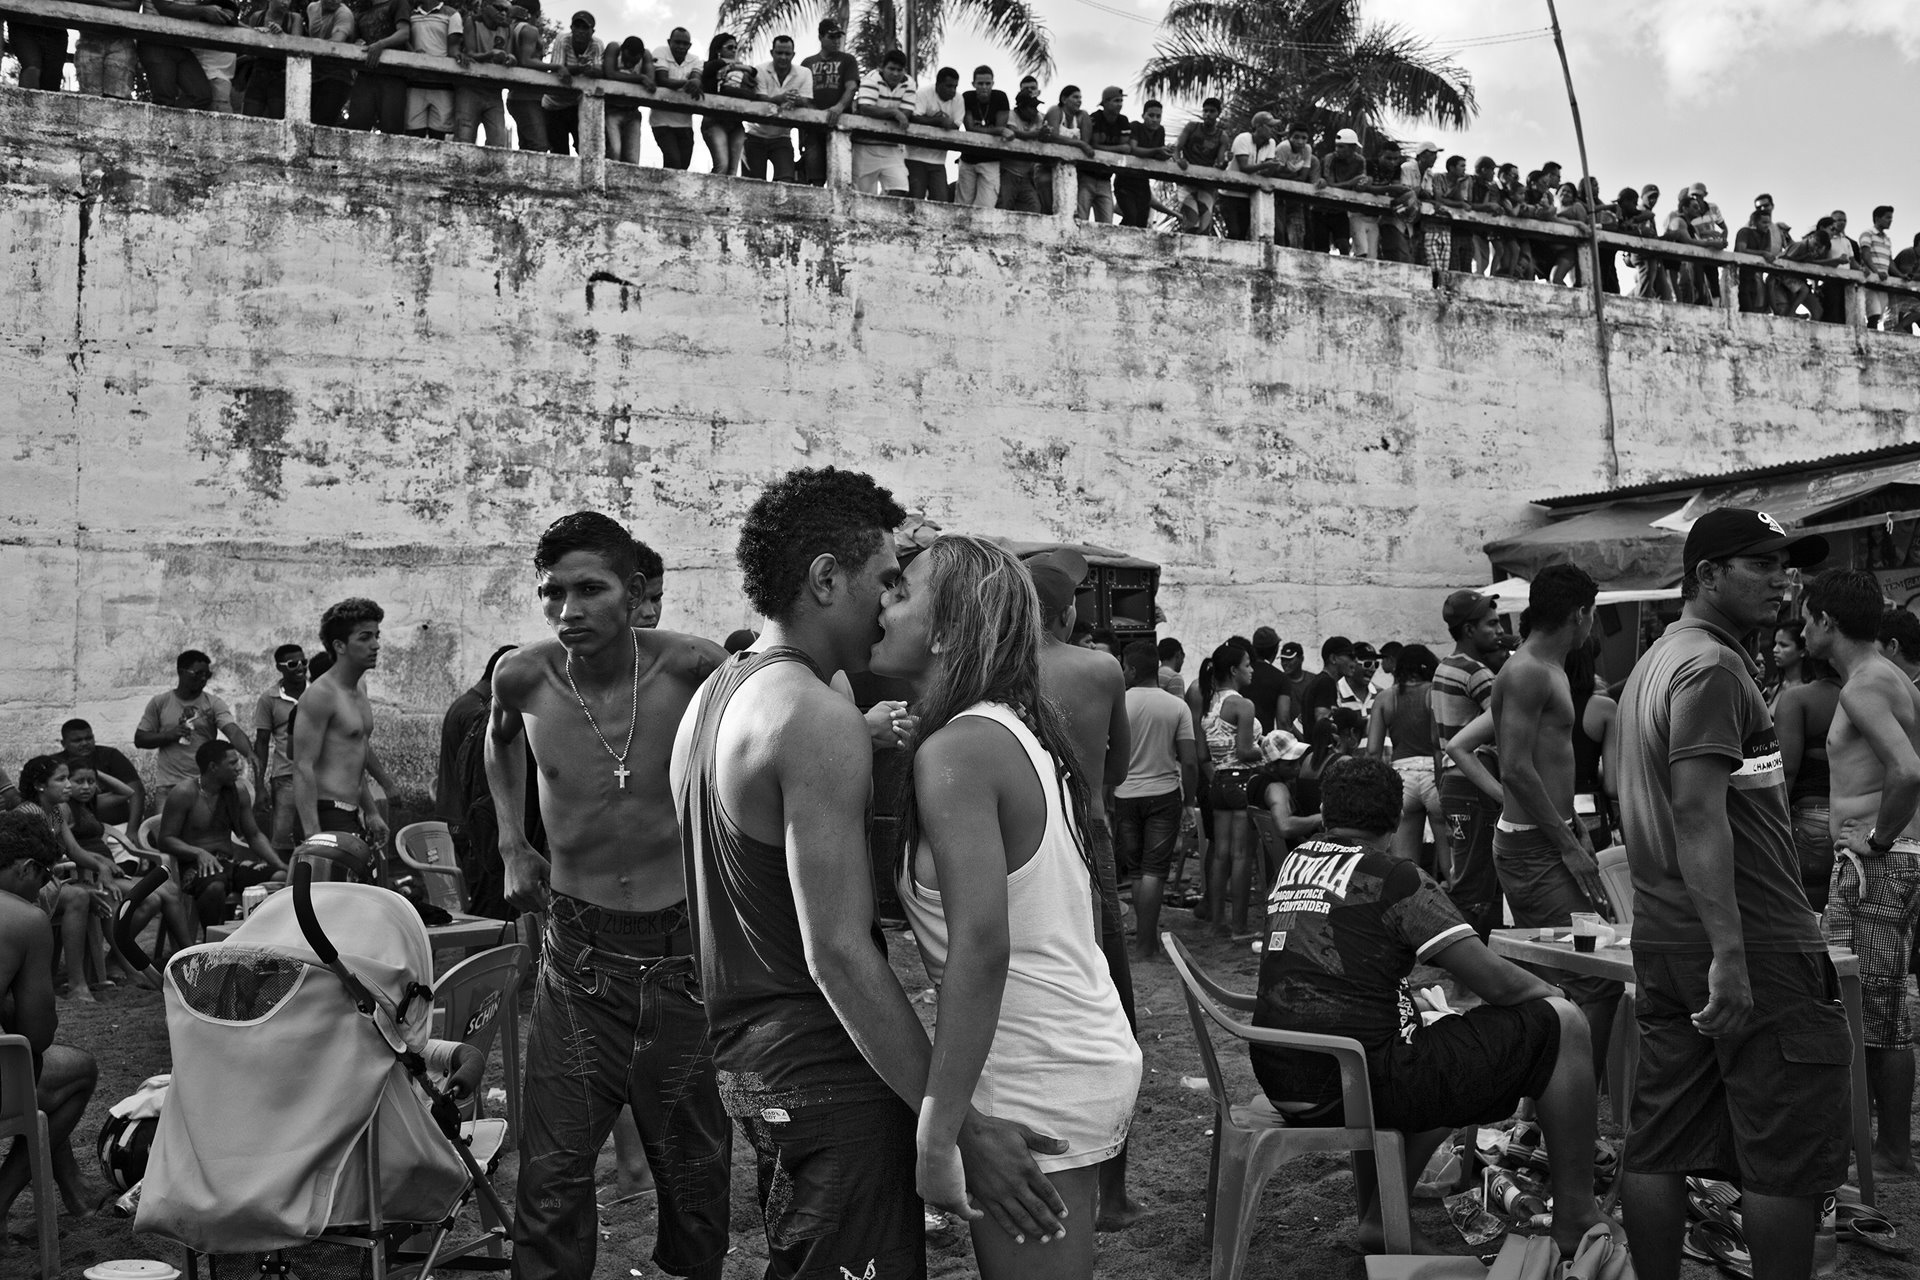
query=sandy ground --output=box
[8,906,1920,1279]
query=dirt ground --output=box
[9,906,1920,1280]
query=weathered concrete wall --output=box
[5,88,1919,775]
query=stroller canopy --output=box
[137,885,469,1253]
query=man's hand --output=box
[192,850,223,879]
[917,1139,977,1222]
[957,1111,1069,1244]
[1837,818,1875,857]
[1692,952,1752,1038]
[1559,827,1608,913]
[364,811,391,846]
[825,105,843,125]
[503,843,551,912]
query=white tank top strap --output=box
[950,702,1068,830]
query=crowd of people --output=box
[9,5,1920,325]
[0,482,1909,1280]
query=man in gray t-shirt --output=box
[1615,508,1847,1280]
[1115,642,1196,960]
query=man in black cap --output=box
[1278,640,1312,715]
[1027,548,1144,1230]
[1433,589,1504,938]
[1616,508,1846,1280]
[799,17,859,185]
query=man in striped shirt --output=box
[1860,205,1896,330]
[852,49,913,196]
[1431,589,1505,937]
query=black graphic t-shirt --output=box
[1251,837,1474,1103]
[1616,616,1823,953]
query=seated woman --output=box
[15,755,117,1002]
[873,534,1142,1280]
[66,765,196,969]
[1252,756,1612,1256]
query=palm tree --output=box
[713,0,1054,80]
[1139,0,1474,144]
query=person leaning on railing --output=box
[300,0,355,124]
[75,0,141,100]
[345,0,407,132]
[236,0,298,119]
[598,34,651,163]
[452,0,517,148]
[505,0,549,150]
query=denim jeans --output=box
[512,897,731,1280]
[1114,788,1183,878]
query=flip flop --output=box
[1837,1203,1911,1257]
[1686,1176,1741,1211]
[1688,1189,1743,1235]
[1687,1219,1754,1280]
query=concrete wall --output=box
[5,87,1920,777]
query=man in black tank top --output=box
[486,513,732,1280]
[671,468,1071,1279]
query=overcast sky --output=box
[599,0,1920,243]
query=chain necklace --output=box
[564,627,640,789]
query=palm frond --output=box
[716,0,825,55]
[945,0,1052,76]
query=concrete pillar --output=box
[827,127,853,188]
[284,55,311,149]
[1250,188,1274,243]
[1053,161,1077,222]
[578,90,606,189]
[1846,279,1868,328]
[1576,242,1595,292]
[1720,263,1738,316]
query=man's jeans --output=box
[512,897,731,1280]
[744,133,797,182]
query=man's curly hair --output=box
[1319,755,1402,837]
[737,468,906,620]
[0,808,61,873]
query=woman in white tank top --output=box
[869,534,1141,1280]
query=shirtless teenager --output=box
[671,467,1069,1280]
[158,741,286,924]
[1803,568,1920,1178]
[0,811,100,1222]
[1026,549,1141,1233]
[486,513,731,1280]
[292,599,392,848]
[1485,564,1620,1074]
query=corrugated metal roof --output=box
[1535,439,1920,509]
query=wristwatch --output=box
[1868,827,1897,855]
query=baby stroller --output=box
[117,863,511,1278]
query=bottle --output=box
[1485,1170,1549,1220]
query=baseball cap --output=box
[1682,508,1828,574]
[1335,128,1359,145]
[1262,728,1309,762]
[1414,140,1439,156]
[817,16,843,33]
[1352,641,1380,663]
[1101,85,1125,101]
[1024,549,1088,620]
[1442,590,1499,629]
[1279,641,1303,659]
[1688,181,1708,197]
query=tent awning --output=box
[1653,455,1920,533]
[1483,502,1688,589]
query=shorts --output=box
[736,1098,926,1280]
[1626,949,1850,1198]
[75,32,136,97]
[1824,842,1920,1048]
[406,86,454,132]
[1791,799,1834,912]
[852,147,907,194]
[318,798,365,836]
[1113,789,1183,878]
[1492,824,1623,1008]
[1391,755,1438,811]
[1209,766,1262,811]
[183,855,278,902]
[1440,772,1501,939]
[1256,999,1560,1132]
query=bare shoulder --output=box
[1844,660,1914,716]
[0,891,48,940]
[646,629,728,685]
[490,641,559,707]
[918,713,1019,779]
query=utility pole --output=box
[1545,0,1619,487]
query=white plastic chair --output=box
[396,821,470,916]
[0,1034,58,1279]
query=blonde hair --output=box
[895,535,1093,875]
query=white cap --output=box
[1415,140,1439,155]
[1335,128,1359,145]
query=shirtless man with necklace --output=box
[486,512,730,1280]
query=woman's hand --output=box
[916,1137,976,1221]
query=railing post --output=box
[1250,186,1275,244]
[1053,160,1077,222]
[1575,242,1595,292]
[1846,279,1868,328]
[827,126,853,187]
[1720,263,1738,317]
[284,54,312,140]
[578,89,606,189]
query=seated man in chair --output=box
[0,809,101,1219]
[1251,755,1614,1256]
[157,741,287,926]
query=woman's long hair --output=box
[1394,643,1438,688]
[895,536,1094,877]
[16,755,61,807]
[700,32,732,93]
[1197,642,1248,710]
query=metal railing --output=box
[6,0,1918,326]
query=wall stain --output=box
[219,387,297,499]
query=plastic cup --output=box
[1571,911,1603,952]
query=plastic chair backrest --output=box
[435,943,531,1129]
[1597,845,1633,927]
[1249,810,1287,864]
[1164,931,1380,1131]
[0,1034,35,1127]
[397,822,469,914]
[138,814,161,850]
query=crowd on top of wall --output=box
[7,0,1920,328]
